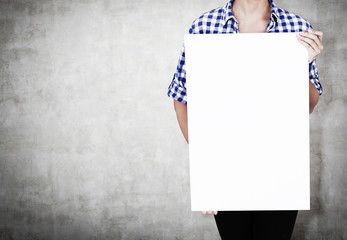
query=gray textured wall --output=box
[0,0,346,239]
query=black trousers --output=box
[214,210,298,240]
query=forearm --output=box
[309,78,319,114]
[173,99,189,144]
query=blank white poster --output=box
[185,33,310,211]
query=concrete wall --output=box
[0,0,345,239]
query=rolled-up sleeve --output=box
[309,58,323,96]
[167,43,188,104]
[167,24,197,104]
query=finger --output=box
[308,29,323,42]
[297,35,315,52]
[298,32,320,50]
[202,211,206,215]
[302,31,323,50]
[213,211,218,215]
[305,29,324,44]
[299,35,322,57]
[207,211,212,214]
[299,34,322,53]
[307,30,324,50]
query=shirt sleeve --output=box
[167,43,188,104]
[309,58,323,96]
[167,25,196,104]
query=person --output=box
[167,0,324,239]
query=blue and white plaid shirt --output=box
[167,0,323,104]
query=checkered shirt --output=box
[167,0,323,104]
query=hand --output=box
[202,211,218,215]
[296,29,323,64]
